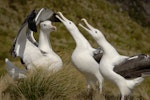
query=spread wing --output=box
[10,10,38,57]
[35,8,60,26]
[114,54,150,79]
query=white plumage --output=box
[79,18,150,100]
[56,12,104,93]
[10,16,62,71]
[23,21,63,71]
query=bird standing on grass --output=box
[56,12,104,93]
[9,8,62,72]
[79,18,150,100]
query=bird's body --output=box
[79,18,150,100]
[22,39,62,71]
[56,12,103,92]
[10,13,62,71]
[22,21,62,71]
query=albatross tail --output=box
[5,58,27,80]
[126,77,144,91]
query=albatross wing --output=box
[93,47,103,64]
[114,54,150,78]
[5,58,27,80]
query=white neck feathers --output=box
[97,37,119,57]
[38,30,52,52]
[69,29,91,48]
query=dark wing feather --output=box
[38,8,60,22]
[35,8,60,24]
[27,10,37,32]
[26,29,38,47]
[28,8,60,32]
[49,13,61,22]
[10,10,38,57]
[114,54,150,79]
[93,47,103,63]
[9,20,28,57]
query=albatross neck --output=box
[38,30,52,53]
[97,36,119,57]
[69,29,91,48]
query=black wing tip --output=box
[27,8,61,32]
[27,9,37,32]
[28,22,37,32]
[49,13,61,22]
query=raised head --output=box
[56,12,78,31]
[79,18,104,41]
[40,20,56,32]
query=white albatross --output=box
[79,18,150,100]
[56,12,104,93]
[9,10,62,71]
[25,20,63,71]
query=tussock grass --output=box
[1,69,150,100]
[1,66,84,100]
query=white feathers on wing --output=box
[5,58,27,80]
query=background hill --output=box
[0,0,150,99]
[108,0,150,27]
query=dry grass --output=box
[0,67,150,100]
[1,51,150,100]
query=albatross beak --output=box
[79,18,95,35]
[55,12,68,23]
[79,23,89,32]
[81,18,94,30]
[79,18,90,32]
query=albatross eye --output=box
[95,31,98,33]
[43,24,46,26]
[69,22,71,24]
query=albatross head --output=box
[55,12,78,31]
[79,18,103,41]
[40,20,56,32]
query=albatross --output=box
[10,8,60,53]
[9,9,62,71]
[79,18,150,100]
[56,12,104,93]
[25,20,63,71]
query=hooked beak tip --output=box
[57,12,62,15]
[81,18,86,22]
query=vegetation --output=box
[0,0,150,99]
